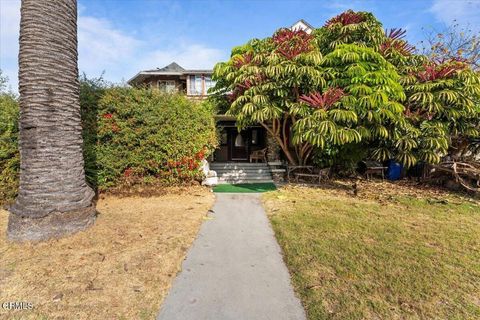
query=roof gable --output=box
[291,19,314,34]
[156,62,186,72]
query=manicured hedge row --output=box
[0,80,217,203]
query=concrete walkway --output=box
[157,193,306,320]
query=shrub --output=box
[79,74,109,187]
[312,142,368,175]
[0,77,218,203]
[0,92,19,203]
[94,88,217,190]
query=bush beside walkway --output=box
[0,79,218,205]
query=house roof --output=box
[290,19,314,34]
[157,62,185,72]
[293,19,314,30]
[128,62,213,86]
[129,20,314,86]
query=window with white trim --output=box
[189,75,203,95]
[204,76,216,94]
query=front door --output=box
[230,129,248,161]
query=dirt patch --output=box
[0,186,215,320]
[287,178,479,205]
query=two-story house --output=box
[127,62,214,99]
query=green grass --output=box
[263,185,480,320]
[213,183,276,193]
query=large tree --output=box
[212,11,406,166]
[7,0,96,241]
[213,30,324,165]
[402,58,480,162]
[213,10,480,168]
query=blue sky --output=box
[1,0,479,92]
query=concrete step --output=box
[267,161,284,166]
[210,162,268,165]
[217,175,273,180]
[211,162,273,185]
[211,162,268,165]
[214,169,272,174]
[216,170,272,174]
[219,175,273,180]
[215,169,272,174]
[210,164,269,170]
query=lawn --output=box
[263,181,480,320]
[0,186,215,320]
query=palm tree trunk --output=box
[7,0,95,241]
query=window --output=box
[158,80,176,93]
[205,76,216,94]
[220,128,228,145]
[189,75,203,95]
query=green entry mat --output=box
[213,183,277,193]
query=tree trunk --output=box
[260,122,298,165]
[7,0,95,241]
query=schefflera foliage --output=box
[312,10,418,165]
[213,9,480,167]
[315,10,385,52]
[294,44,406,154]
[213,29,324,165]
[213,10,408,165]
[296,10,480,166]
[401,59,480,163]
[378,27,480,164]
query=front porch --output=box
[213,119,268,163]
[210,117,287,184]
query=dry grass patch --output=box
[0,186,214,320]
[263,181,480,320]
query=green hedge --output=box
[92,87,217,190]
[0,93,19,202]
[0,81,217,203]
